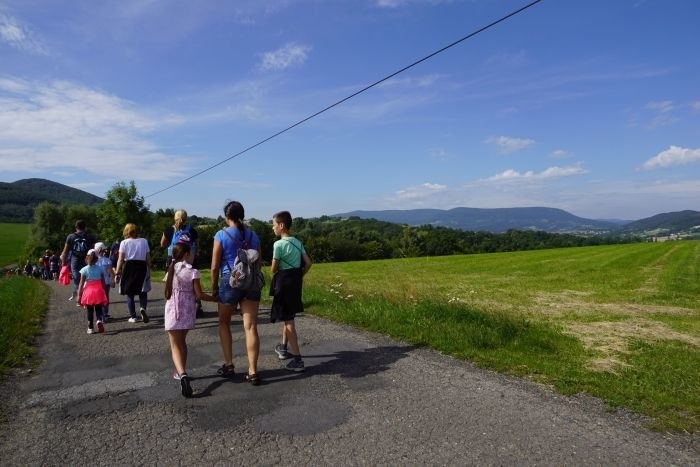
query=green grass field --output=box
[299,241,700,432]
[2,240,698,431]
[0,276,48,379]
[0,223,30,267]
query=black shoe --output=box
[140,308,149,323]
[180,374,193,398]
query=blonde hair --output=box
[123,223,138,238]
[174,210,188,231]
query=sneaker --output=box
[96,321,104,333]
[180,374,193,398]
[86,328,94,335]
[128,317,137,323]
[68,293,75,301]
[285,358,305,372]
[140,308,149,323]
[172,371,181,380]
[274,344,292,360]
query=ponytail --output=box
[164,243,191,300]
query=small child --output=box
[94,242,115,322]
[77,249,108,334]
[270,211,312,372]
[164,242,216,398]
[49,251,61,280]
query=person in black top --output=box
[60,220,96,301]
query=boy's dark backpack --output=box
[72,233,89,259]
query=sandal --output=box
[217,364,235,378]
[245,373,261,386]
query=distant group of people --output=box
[23,249,61,280]
[57,200,311,398]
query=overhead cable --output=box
[146,0,543,198]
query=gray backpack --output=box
[221,228,263,292]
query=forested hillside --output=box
[0,179,102,222]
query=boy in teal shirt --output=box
[270,211,311,371]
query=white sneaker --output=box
[128,317,137,323]
[68,294,75,301]
[86,328,94,334]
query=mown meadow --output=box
[299,241,700,432]
[1,235,698,432]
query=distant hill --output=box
[332,207,621,234]
[0,178,103,223]
[618,210,700,235]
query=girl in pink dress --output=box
[77,249,109,334]
[164,243,216,398]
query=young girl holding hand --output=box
[165,243,216,398]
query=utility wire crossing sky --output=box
[1,0,699,221]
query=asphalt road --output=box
[0,279,698,466]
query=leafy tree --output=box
[97,181,152,244]
[24,202,97,260]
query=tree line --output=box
[23,181,641,269]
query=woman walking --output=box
[115,223,152,323]
[210,201,263,385]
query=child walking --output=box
[164,243,216,398]
[77,249,108,334]
[270,211,312,372]
[94,242,115,322]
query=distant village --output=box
[648,226,700,242]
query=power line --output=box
[145,0,544,199]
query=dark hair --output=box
[223,201,245,230]
[165,243,191,300]
[273,211,292,230]
[85,250,98,265]
[75,220,86,230]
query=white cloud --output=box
[0,11,48,55]
[486,165,587,182]
[642,145,700,170]
[485,135,535,154]
[645,100,674,113]
[375,0,453,7]
[549,149,572,158]
[0,77,191,180]
[393,182,447,200]
[260,42,311,71]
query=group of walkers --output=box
[23,250,61,280]
[59,200,312,398]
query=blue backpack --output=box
[168,225,195,257]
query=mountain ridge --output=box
[332,207,700,235]
[0,178,103,223]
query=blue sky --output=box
[1,0,698,222]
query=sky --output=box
[1,0,699,222]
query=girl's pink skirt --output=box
[81,280,108,306]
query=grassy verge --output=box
[300,241,700,432]
[0,223,30,268]
[0,276,49,377]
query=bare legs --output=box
[283,321,300,356]
[168,330,189,375]
[217,300,260,374]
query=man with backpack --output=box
[60,220,97,301]
[160,210,203,317]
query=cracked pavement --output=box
[0,279,698,466]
